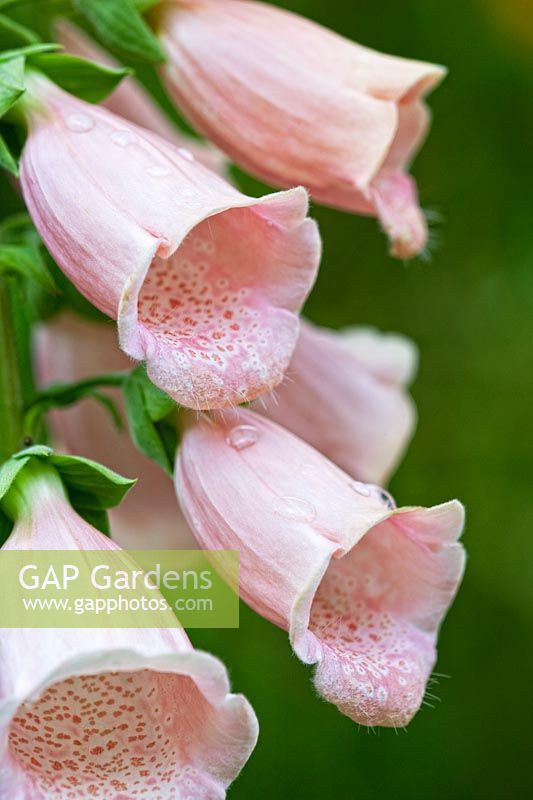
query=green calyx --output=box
[0,445,136,543]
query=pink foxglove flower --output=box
[177,409,465,728]
[155,0,445,258]
[37,312,196,549]
[0,461,258,798]
[20,74,321,409]
[55,17,228,176]
[256,320,417,484]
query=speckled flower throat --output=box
[8,670,218,799]
[138,208,300,410]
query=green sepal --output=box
[74,0,166,63]
[77,506,110,535]
[0,450,31,501]
[0,453,26,542]
[0,55,24,118]
[28,53,131,103]
[0,43,60,63]
[0,130,17,174]
[49,452,136,510]
[134,0,160,12]
[0,446,136,538]
[0,510,12,543]
[123,365,178,476]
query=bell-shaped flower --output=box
[20,73,321,409]
[256,320,417,484]
[155,0,445,257]
[0,458,258,799]
[55,17,228,176]
[37,312,196,549]
[176,408,465,728]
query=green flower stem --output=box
[23,372,129,438]
[0,276,32,461]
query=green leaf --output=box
[0,244,58,293]
[0,43,60,63]
[0,55,24,119]
[29,53,131,103]
[74,0,166,63]
[0,130,17,174]
[0,14,39,48]
[123,366,177,476]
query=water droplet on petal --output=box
[110,129,135,147]
[274,496,316,522]
[147,164,171,177]
[226,424,258,450]
[66,113,93,133]
[300,462,316,477]
[367,484,396,509]
[178,148,194,161]
[350,481,372,497]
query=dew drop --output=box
[66,113,93,133]
[350,481,372,497]
[300,462,316,477]
[178,147,194,161]
[146,164,171,177]
[110,129,135,147]
[367,484,396,509]
[226,424,258,451]
[274,496,316,522]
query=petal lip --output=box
[117,185,320,409]
[0,644,259,796]
[290,498,466,653]
[118,184,319,354]
[290,499,465,727]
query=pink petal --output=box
[256,320,417,484]
[177,408,465,727]
[54,18,228,177]
[0,469,258,798]
[157,0,445,256]
[369,169,429,259]
[20,76,321,409]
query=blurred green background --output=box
[2,0,533,797]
